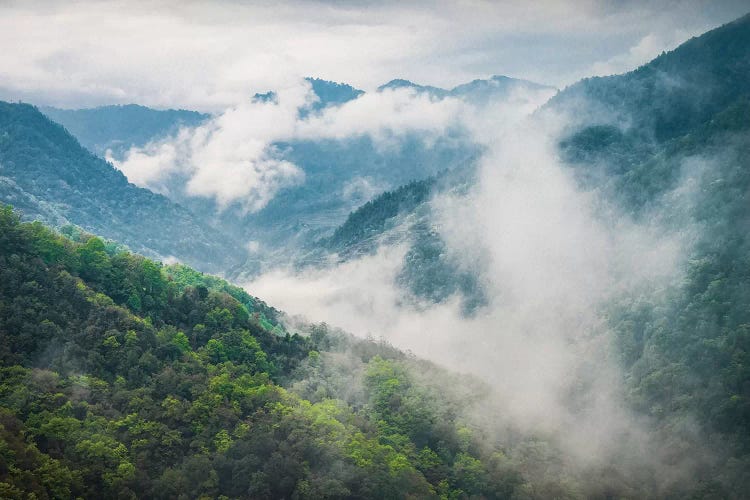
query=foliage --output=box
[554,13,750,495]
[0,208,551,498]
[0,101,243,272]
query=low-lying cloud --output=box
[112,79,553,211]
[244,98,692,477]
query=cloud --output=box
[111,84,314,211]
[112,76,555,210]
[0,0,746,110]
[296,87,465,142]
[243,97,691,474]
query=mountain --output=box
[36,74,553,277]
[254,77,364,116]
[333,15,750,310]
[450,75,555,103]
[378,75,556,103]
[0,207,662,499]
[0,101,243,272]
[541,13,750,478]
[233,134,480,254]
[41,104,209,160]
[303,19,750,496]
[2,12,750,498]
[309,170,485,312]
[377,79,450,98]
[322,176,437,256]
[305,77,365,109]
[550,13,750,208]
[315,17,750,463]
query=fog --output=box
[113,79,552,210]
[241,88,701,482]
[110,65,709,485]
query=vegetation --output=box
[553,14,750,492]
[555,13,750,209]
[0,206,572,499]
[323,177,436,255]
[2,12,750,500]
[0,101,243,273]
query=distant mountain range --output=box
[379,75,555,103]
[41,104,209,160]
[31,74,551,279]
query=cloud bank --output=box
[0,0,746,110]
[244,95,691,475]
[112,79,552,210]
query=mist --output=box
[241,87,709,486]
[104,66,715,486]
[112,79,552,212]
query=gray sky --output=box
[0,0,747,111]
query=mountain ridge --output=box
[0,101,243,272]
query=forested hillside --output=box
[552,12,750,207]
[2,7,750,499]
[0,102,243,272]
[550,13,750,483]
[315,173,485,311]
[0,205,664,499]
[322,177,436,256]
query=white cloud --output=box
[0,0,745,110]
[297,87,465,141]
[111,84,314,211]
[112,77,555,209]
[243,98,689,470]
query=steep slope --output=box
[41,104,209,160]
[322,177,436,256]
[0,207,652,499]
[309,171,485,312]
[0,102,243,272]
[551,12,750,208]
[544,13,750,475]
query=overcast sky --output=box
[0,0,747,111]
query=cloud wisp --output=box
[243,94,694,481]
[111,78,554,211]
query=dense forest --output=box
[1,8,750,500]
[315,174,485,312]
[5,204,748,498]
[0,206,562,499]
